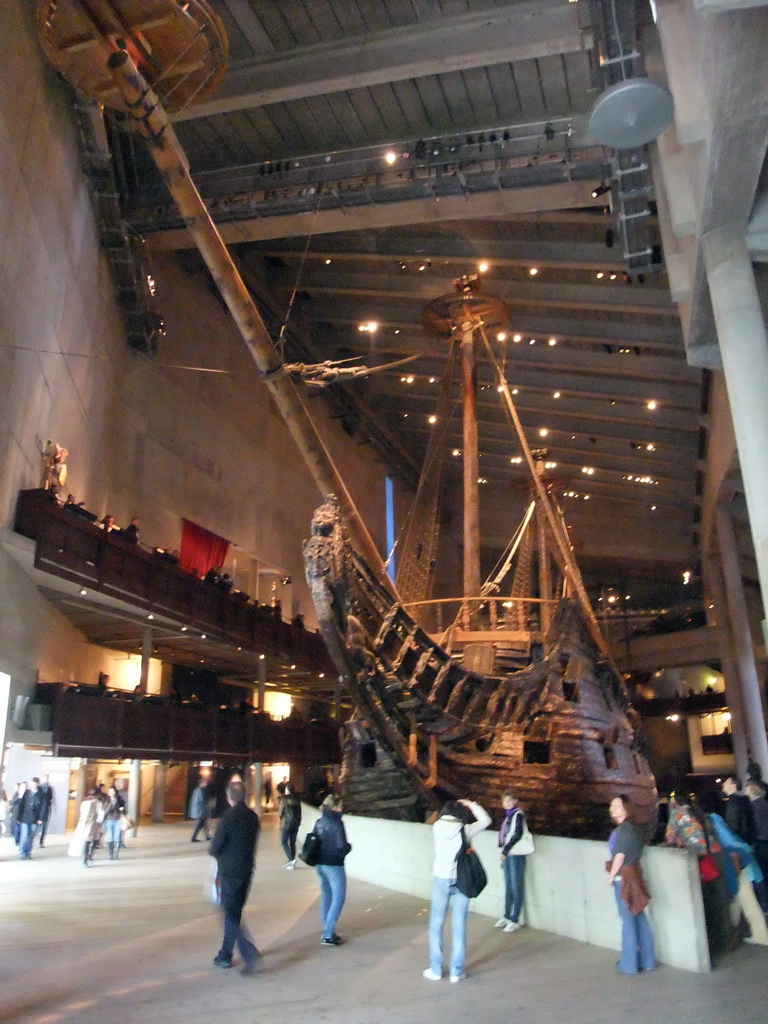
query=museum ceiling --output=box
[83,0,717,595]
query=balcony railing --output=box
[42,684,339,765]
[14,489,333,673]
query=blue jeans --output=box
[219,875,259,966]
[19,823,38,858]
[614,880,655,973]
[502,855,526,922]
[104,818,121,845]
[429,876,470,977]
[316,864,347,939]
[281,825,299,862]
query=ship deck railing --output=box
[401,595,560,645]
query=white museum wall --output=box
[302,807,711,973]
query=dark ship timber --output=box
[305,498,658,838]
[37,1,657,838]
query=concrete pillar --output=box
[73,763,86,812]
[139,626,152,693]
[128,758,141,836]
[704,554,750,774]
[715,503,768,776]
[257,657,266,712]
[151,763,167,823]
[251,762,263,811]
[704,230,768,615]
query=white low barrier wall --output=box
[301,807,710,972]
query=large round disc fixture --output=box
[422,277,509,341]
[36,0,228,114]
[589,78,674,150]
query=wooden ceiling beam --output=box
[147,180,601,250]
[173,2,587,121]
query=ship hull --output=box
[304,499,658,837]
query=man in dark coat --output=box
[18,778,44,859]
[209,782,261,975]
[722,776,757,845]
[38,774,54,847]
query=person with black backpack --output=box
[278,783,302,869]
[423,798,491,984]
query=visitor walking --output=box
[189,777,212,842]
[313,794,352,945]
[209,782,262,976]
[68,789,101,866]
[278,783,301,868]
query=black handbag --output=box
[299,827,321,866]
[454,826,487,898]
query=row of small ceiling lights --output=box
[399,372,660,433]
[72,604,322,675]
[353,259,661,501]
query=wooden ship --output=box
[37,0,658,838]
[304,277,658,836]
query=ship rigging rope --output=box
[480,500,535,596]
[276,204,322,362]
[390,340,460,601]
[476,320,611,659]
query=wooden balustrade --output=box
[46,685,339,765]
[14,489,333,672]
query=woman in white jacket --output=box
[423,798,491,983]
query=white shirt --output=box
[431,801,491,880]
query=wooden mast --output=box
[460,318,481,599]
[103,49,396,599]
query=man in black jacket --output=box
[209,782,261,975]
[38,774,54,847]
[19,778,44,859]
[722,776,757,844]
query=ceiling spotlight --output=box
[529,267,539,276]
[553,391,561,399]
[548,337,557,346]
[79,588,87,596]
[592,182,611,198]
[428,415,437,424]
[596,272,604,279]
[147,613,154,620]
[513,334,522,343]
[647,400,658,410]
[181,626,187,631]
[201,634,207,640]
[398,261,407,270]
[384,150,397,165]
[452,449,461,456]
[539,428,549,437]
[478,261,489,273]
[325,258,332,265]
